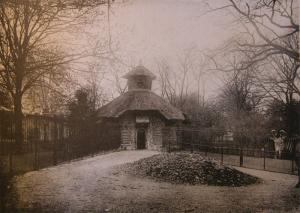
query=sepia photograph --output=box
[0,0,299,212]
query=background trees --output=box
[68,87,98,133]
[0,0,298,147]
[0,0,109,144]
[216,57,267,147]
[207,0,299,138]
[67,85,120,152]
[156,49,207,110]
[222,0,299,65]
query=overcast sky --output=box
[73,0,237,100]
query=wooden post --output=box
[34,118,39,170]
[190,130,193,153]
[8,152,12,174]
[291,138,296,174]
[9,115,13,174]
[240,148,244,167]
[34,139,38,170]
[191,130,194,153]
[61,123,67,161]
[291,157,294,174]
[67,127,70,162]
[221,146,224,165]
[239,137,244,167]
[53,118,57,166]
[263,146,266,170]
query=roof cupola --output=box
[123,65,156,91]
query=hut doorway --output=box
[137,128,146,149]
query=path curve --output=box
[15,150,158,212]
[14,150,300,212]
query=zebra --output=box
[270,130,295,159]
[270,130,286,159]
[273,137,284,159]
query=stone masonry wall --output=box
[120,113,177,151]
[120,115,136,150]
[147,116,164,151]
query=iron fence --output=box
[169,128,299,175]
[0,111,121,175]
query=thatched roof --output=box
[97,90,184,120]
[123,65,156,80]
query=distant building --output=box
[96,65,185,151]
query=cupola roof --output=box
[123,65,156,80]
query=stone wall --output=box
[120,115,136,150]
[119,113,181,151]
[147,116,164,151]
[120,113,166,151]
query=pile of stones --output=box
[126,153,259,187]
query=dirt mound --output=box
[126,153,259,187]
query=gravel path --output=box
[14,150,300,212]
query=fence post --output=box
[191,130,194,153]
[8,152,12,174]
[61,123,67,161]
[291,156,295,174]
[8,115,13,174]
[34,119,39,170]
[53,118,57,166]
[67,129,71,162]
[291,138,295,174]
[221,146,223,165]
[34,138,39,170]
[240,147,244,167]
[190,130,194,153]
[263,146,266,170]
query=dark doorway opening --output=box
[137,128,146,149]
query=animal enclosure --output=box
[0,110,121,175]
[173,128,299,175]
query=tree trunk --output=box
[14,93,23,146]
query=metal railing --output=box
[0,113,121,175]
[169,142,298,175]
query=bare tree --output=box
[257,54,299,102]
[156,49,205,109]
[220,66,262,113]
[217,55,268,147]
[111,66,128,95]
[0,0,109,145]
[255,53,300,135]
[157,59,177,105]
[86,64,109,108]
[209,0,299,67]
[206,0,299,137]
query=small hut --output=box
[96,65,185,151]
